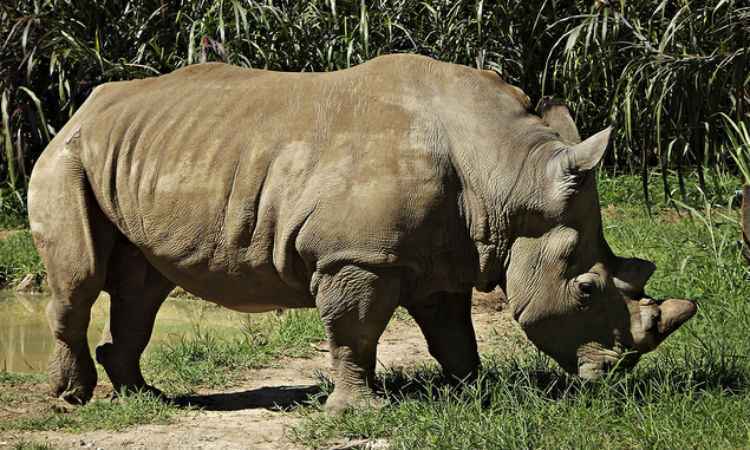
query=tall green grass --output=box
[1,1,747,215]
[723,113,750,185]
[550,0,749,205]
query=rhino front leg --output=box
[314,265,400,415]
[406,291,480,381]
[96,245,174,396]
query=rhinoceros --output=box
[28,54,696,412]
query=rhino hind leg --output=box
[407,291,480,381]
[314,265,400,415]
[28,148,116,405]
[96,241,174,397]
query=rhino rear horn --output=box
[539,97,581,144]
[614,257,656,295]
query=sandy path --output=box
[11,292,520,450]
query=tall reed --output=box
[1,1,747,215]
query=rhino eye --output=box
[578,281,595,295]
[572,273,600,307]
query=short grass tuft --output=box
[0,390,179,433]
[11,441,58,450]
[145,309,325,395]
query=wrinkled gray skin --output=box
[27,55,696,412]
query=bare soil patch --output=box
[1,290,524,450]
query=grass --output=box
[292,355,750,449]
[0,370,178,434]
[0,230,43,287]
[144,309,326,395]
[11,442,58,450]
[0,370,175,435]
[0,371,44,384]
[289,172,750,449]
[0,390,179,433]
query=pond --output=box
[0,291,245,373]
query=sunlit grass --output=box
[0,390,180,433]
[144,309,325,395]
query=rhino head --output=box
[505,102,696,379]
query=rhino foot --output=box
[49,342,97,405]
[315,265,400,416]
[325,386,385,416]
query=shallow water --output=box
[0,291,245,373]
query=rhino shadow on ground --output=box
[173,384,323,412]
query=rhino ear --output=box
[614,257,656,295]
[538,98,581,144]
[568,127,611,171]
[547,128,612,200]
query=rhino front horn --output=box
[657,299,697,337]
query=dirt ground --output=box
[1,291,525,450]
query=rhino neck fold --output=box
[451,131,558,293]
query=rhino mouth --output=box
[576,343,640,380]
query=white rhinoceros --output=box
[28,54,695,412]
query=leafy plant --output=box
[548,0,750,205]
[722,113,750,185]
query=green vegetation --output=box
[0,390,179,433]
[723,114,750,186]
[290,174,750,449]
[550,2,748,204]
[0,230,43,287]
[145,309,326,395]
[0,371,44,385]
[0,369,169,436]
[1,1,747,216]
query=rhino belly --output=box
[96,150,316,312]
